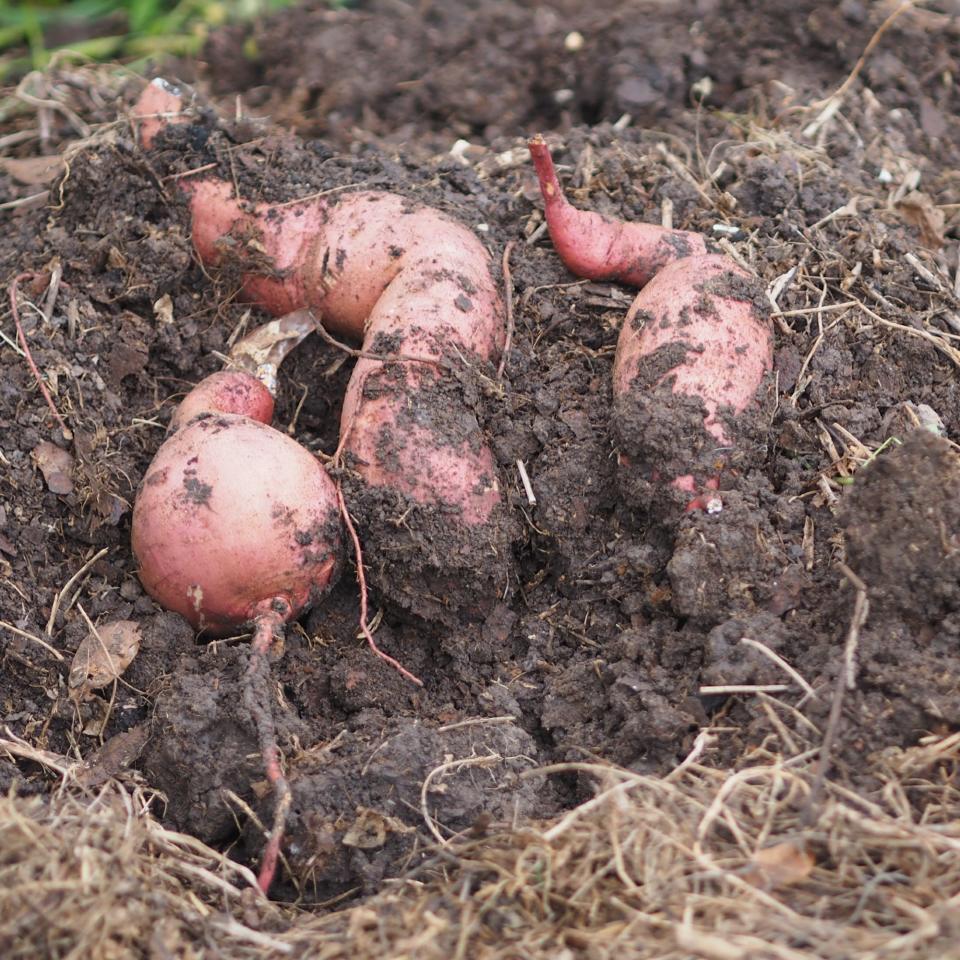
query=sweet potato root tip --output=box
[527,136,709,288]
[133,78,189,149]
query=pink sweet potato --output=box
[615,254,772,446]
[527,135,709,288]
[131,358,341,894]
[134,80,511,618]
[526,136,772,503]
[133,372,340,635]
[614,254,773,496]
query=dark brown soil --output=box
[3,0,960,907]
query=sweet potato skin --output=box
[614,254,772,445]
[169,370,275,433]
[133,414,340,634]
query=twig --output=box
[516,459,536,505]
[0,618,65,662]
[335,482,423,687]
[421,754,501,844]
[802,563,869,826]
[803,1,914,139]
[0,192,47,211]
[739,636,817,700]
[9,272,71,439]
[497,240,516,380]
[699,684,791,695]
[46,547,109,636]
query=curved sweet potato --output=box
[134,81,512,619]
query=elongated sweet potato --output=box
[134,79,512,620]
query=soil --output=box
[3,0,960,906]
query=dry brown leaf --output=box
[897,191,946,249]
[742,838,814,889]
[31,441,74,494]
[0,155,64,186]
[69,619,142,700]
[342,806,414,849]
[76,725,149,788]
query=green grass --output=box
[0,0,314,80]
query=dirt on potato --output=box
[3,0,960,920]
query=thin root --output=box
[336,481,424,687]
[497,240,516,381]
[9,272,72,439]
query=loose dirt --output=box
[2,0,960,936]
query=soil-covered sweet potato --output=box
[614,254,773,501]
[134,79,514,622]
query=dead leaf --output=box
[897,191,945,249]
[0,154,64,186]
[76,725,149,788]
[31,441,74,494]
[69,619,142,700]
[742,838,814,889]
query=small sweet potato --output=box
[133,409,341,635]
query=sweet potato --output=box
[526,135,771,504]
[134,80,512,619]
[132,408,341,635]
[132,345,342,895]
[613,254,772,499]
[527,135,709,287]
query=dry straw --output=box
[2,729,960,958]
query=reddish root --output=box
[527,134,563,207]
[497,240,516,381]
[9,272,71,439]
[336,481,424,687]
[242,611,292,895]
